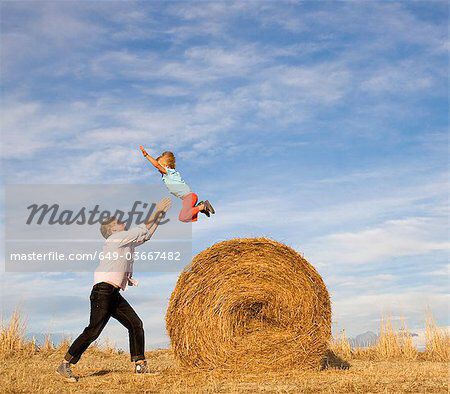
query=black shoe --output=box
[196,200,210,217]
[56,362,78,382]
[203,200,215,214]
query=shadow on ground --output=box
[320,350,351,370]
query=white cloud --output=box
[361,60,435,94]
[326,273,396,291]
[1,99,96,158]
[4,1,445,167]
[0,2,108,81]
[1,92,237,163]
[1,0,447,348]
[309,217,449,265]
[426,264,450,278]
[194,171,448,237]
[332,290,449,336]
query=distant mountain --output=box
[348,330,420,349]
[349,331,378,348]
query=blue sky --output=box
[1,1,448,349]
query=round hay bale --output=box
[166,238,331,371]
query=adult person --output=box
[56,197,171,382]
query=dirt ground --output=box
[1,348,448,393]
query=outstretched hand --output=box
[155,197,172,214]
[152,197,172,224]
[139,145,148,156]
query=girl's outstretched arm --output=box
[139,145,167,174]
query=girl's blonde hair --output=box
[157,151,176,169]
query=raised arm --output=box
[139,145,167,174]
[145,197,172,239]
[116,198,172,247]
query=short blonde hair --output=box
[100,217,116,239]
[157,151,176,169]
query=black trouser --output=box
[65,282,145,364]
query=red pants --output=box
[179,193,200,222]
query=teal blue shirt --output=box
[162,167,191,198]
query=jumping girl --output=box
[139,146,215,222]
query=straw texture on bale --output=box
[166,238,331,371]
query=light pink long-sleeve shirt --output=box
[94,224,151,291]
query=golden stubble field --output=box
[1,347,448,393]
[1,312,449,393]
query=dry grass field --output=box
[1,312,448,393]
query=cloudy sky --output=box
[1,1,448,350]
